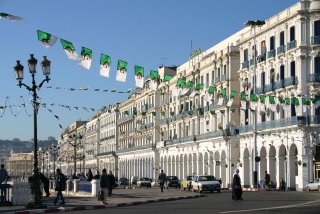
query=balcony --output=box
[267,50,275,59]
[197,130,224,140]
[284,76,297,87]
[239,116,299,133]
[287,40,296,51]
[273,79,285,90]
[308,73,320,82]
[311,36,320,45]
[257,53,266,63]
[277,45,286,55]
[255,86,265,94]
[264,83,275,92]
[242,61,249,69]
[220,74,227,82]
[249,58,256,66]
[117,115,134,124]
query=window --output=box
[244,49,248,62]
[261,40,266,55]
[261,72,265,87]
[290,61,295,77]
[252,45,257,58]
[315,20,320,36]
[280,65,285,80]
[315,57,320,74]
[269,36,275,50]
[206,73,209,87]
[290,26,295,41]
[280,31,285,46]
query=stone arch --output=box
[268,145,276,183]
[192,153,197,174]
[243,148,250,187]
[198,152,204,175]
[204,152,209,175]
[183,154,187,178]
[214,151,220,178]
[278,144,287,189]
[188,154,192,175]
[168,156,172,175]
[221,151,227,188]
[260,146,267,181]
[288,143,297,190]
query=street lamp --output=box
[13,54,51,208]
[48,145,59,179]
[66,134,83,175]
[244,20,265,188]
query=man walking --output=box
[39,172,50,197]
[106,170,115,197]
[0,164,8,202]
[99,169,108,205]
[54,169,66,206]
[158,170,166,192]
[264,171,270,191]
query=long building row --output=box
[58,0,320,191]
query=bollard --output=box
[66,179,71,195]
[73,179,79,194]
[91,179,100,197]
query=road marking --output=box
[219,200,320,213]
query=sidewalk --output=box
[0,188,202,214]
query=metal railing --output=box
[287,40,296,51]
[283,76,297,87]
[311,36,320,45]
[267,49,275,59]
[242,61,249,69]
[117,115,134,124]
[308,73,320,82]
[277,45,286,55]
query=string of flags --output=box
[0,12,22,21]
[45,86,132,94]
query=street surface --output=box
[69,190,320,214]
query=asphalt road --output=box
[69,190,320,214]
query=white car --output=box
[137,177,152,188]
[306,178,320,191]
[192,175,221,193]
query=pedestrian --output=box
[39,172,50,197]
[87,169,93,181]
[93,170,100,179]
[232,169,243,200]
[0,164,8,202]
[99,169,107,205]
[280,178,286,191]
[54,168,66,206]
[264,171,270,190]
[106,170,115,197]
[158,169,166,192]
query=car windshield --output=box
[198,176,215,181]
[186,176,193,180]
[167,176,178,180]
[140,177,150,181]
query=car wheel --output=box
[217,189,221,193]
[198,186,201,193]
[306,186,311,192]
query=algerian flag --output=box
[259,103,266,112]
[227,98,234,107]
[189,91,197,98]
[241,101,247,110]
[79,47,92,69]
[37,30,58,48]
[164,74,173,82]
[204,91,213,102]
[134,65,144,88]
[0,12,22,21]
[227,90,236,107]
[172,87,182,97]
[116,60,128,82]
[180,87,189,96]
[282,98,291,112]
[60,38,79,60]
[250,102,258,110]
[217,97,224,105]
[149,69,159,90]
[100,54,111,77]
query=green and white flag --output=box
[79,47,92,69]
[60,38,79,60]
[204,91,213,102]
[282,98,291,112]
[0,12,22,21]
[268,96,277,112]
[37,30,58,48]
[134,65,144,88]
[149,70,159,90]
[99,54,111,77]
[227,90,237,107]
[116,60,127,82]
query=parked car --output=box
[258,180,277,190]
[130,176,139,186]
[166,176,180,189]
[137,177,152,188]
[306,178,320,191]
[192,175,221,193]
[181,175,194,191]
[119,177,129,188]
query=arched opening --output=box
[260,146,267,181]
[269,146,276,183]
[192,153,197,174]
[214,151,220,179]
[221,151,227,188]
[198,153,204,175]
[278,145,287,189]
[204,152,209,175]
[288,143,297,190]
[243,148,250,187]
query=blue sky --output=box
[0,0,298,141]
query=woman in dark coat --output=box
[232,169,243,200]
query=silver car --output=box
[306,178,320,191]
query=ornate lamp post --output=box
[13,54,51,208]
[244,20,265,188]
[67,134,83,175]
[48,145,59,179]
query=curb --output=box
[9,195,203,214]
[242,188,259,192]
